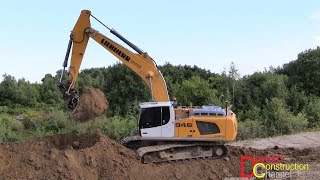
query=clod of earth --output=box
[71,88,108,122]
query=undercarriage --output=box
[122,136,228,163]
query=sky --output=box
[1,0,320,83]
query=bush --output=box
[41,110,71,133]
[261,98,308,136]
[0,108,139,143]
[21,110,44,130]
[0,106,9,113]
[237,119,265,140]
[68,122,92,134]
[290,112,308,133]
[97,115,138,141]
[305,96,320,127]
[177,76,220,105]
[0,114,23,131]
[0,114,24,142]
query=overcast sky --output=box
[1,0,320,82]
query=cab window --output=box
[139,106,170,129]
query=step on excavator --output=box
[58,10,238,163]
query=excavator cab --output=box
[139,102,175,138]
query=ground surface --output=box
[230,131,320,149]
[0,131,319,180]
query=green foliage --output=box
[261,74,288,100]
[16,79,40,106]
[262,98,308,136]
[0,106,9,113]
[104,64,149,116]
[239,106,262,122]
[234,72,267,115]
[280,47,320,96]
[0,74,19,106]
[177,76,220,106]
[0,114,24,142]
[305,96,320,127]
[0,110,73,142]
[97,115,138,141]
[39,74,62,105]
[286,86,308,115]
[237,120,264,140]
[21,110,45,129]
[0,110,139,142]
[290,113,309,133]
[0,75,40,107]
[41,110,72,132]
[2,47,320,142]
[159,63,216,84]
[163,75,180,98]
[0,115,23,131]
[238,99,309,140]
[79,64,149,116]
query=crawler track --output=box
[137,143,228,163]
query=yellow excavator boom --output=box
[59,10,169,108]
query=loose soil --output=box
[71,88,108,122]
[0,132,319,180]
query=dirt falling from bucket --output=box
[71,88,108,122]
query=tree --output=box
[159,62,217,83]
[176,76,219,106]
[261,74,288,100]
[163,75,179,99]
[16,78,39,106]
[305,96,320,127]
[0,74,19,106]
[228,62,240,105]
[39,74,62,105]
[262,98,307,136]
[286,86,308,115]
[102,63,149,116]
[0,75,40,107]
[280,47,320,96]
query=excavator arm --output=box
[59,10,169,109]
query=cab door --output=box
[161,106,175,137]
[139,106,175,137]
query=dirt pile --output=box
[71,88,108,122]
[0,132,319,180]
[0,132,138,180]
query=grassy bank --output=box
[1,108,319,143]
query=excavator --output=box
[58,10,238,163]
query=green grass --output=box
[0,109,139,142]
